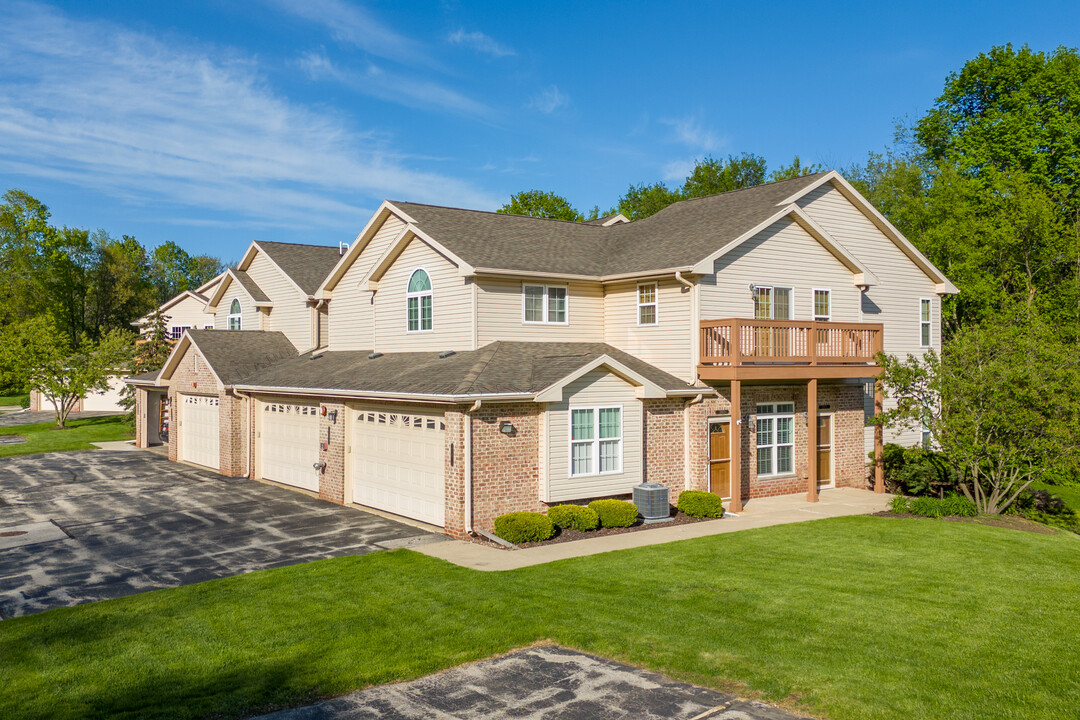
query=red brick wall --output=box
[819,384,871,490]
[468,403,542,535]
[444,409,467,538]
[318,402,346,504]
[642,398,688,503]
[218,393,246,477]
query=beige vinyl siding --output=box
[698,216,862,323]
[546,369,643,502]
[476,278,604,344]
[373,236,474,352]
[796,183,941,448]
[212,277,260,331]
[246,252,311,349]
[161,296,214,332]
[328,215,406,351]
[603,278,693,382]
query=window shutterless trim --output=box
[637,281,658,326]
[754,402,795,477]
[752,284,794,320]
[812,288,831,321]
[406,267,434,333]
[522,283,569,325]
[568,404,623,477]
[228,297,242,331]
[919,297,932,347]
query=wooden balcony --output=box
[698,318,884,381]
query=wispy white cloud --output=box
[528,85,570,114]
[0,3,500,229]
[447,29,515,57]
[662,159,695,182]
[297,48,490,117]
[661,113,724,153]
[264,0,430,65]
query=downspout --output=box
[465,399,481,534]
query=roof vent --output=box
[438,350,456,359]
[339,241,350,256]
[633,483,672,523]
[368,351,383,359]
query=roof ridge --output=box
[255,240,341,250]
[625,171,830,216]
[391,200,608,228]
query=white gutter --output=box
[228,385,536,404]
[466,399,482,534]
[468,266,697,284]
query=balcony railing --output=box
[699,318,883,380]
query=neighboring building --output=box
[127,171,956,538]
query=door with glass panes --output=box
[752,286,792,358]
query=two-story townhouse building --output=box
[128,171,955,538]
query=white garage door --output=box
[259,401,320,491]
[352,408,446,527]
[181,394,219,469]
[82,376,126,412]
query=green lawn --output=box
[1030,480,1080,512]
[0,393,28,407]
[1,517,1078,720]
[0,415,133,458]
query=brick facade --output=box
[443,409,468,538]
[467,403,543,535]
[642,398,688,503]
[317,402,347,504]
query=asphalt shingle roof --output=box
[233,341,695,397]
[185,330,298,386]
[230,270,270,303]
[391,173,826,277]
[256,241,344,296]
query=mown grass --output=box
[0,415,133,458]
[0,393,29,407]
[1,516,1078,720]
[1030,480,1080,512]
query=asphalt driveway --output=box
[0,450,440,618]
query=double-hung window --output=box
[523,284,568,324]
[569,406,622,476]
[227,299,242,330]
[920,298,932,347]
[407,269,433,332]
[637,282,657,325]
[813,289,831,321]
[756,402,795,476]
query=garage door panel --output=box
[352,408,445,527]
[260,402,319,491]
[181,395,219,469]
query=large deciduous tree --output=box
[497,190,583,221]
[877,313,1080,513]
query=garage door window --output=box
[357,411,445,431]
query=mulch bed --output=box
[468,509,717,550]
[872,510,1057,535]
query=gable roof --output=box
[388,173,830,278]
[207,268,272,308]
[131,290,209,327]
[158,330,298,387]
[254,241,344,296]
[233,341,697,400]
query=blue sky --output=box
[1,0,1078,261]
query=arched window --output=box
[406,269,432,332]
[228,298,242,330]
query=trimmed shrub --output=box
[909,496,944,518]
[941,494,978,517]
[889,495,909,514]
[677,490,724,518]
[588,499,639,528]
[493,512,555,544]
[547,504,600,531]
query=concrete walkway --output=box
[416,487,891,571]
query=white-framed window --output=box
[753,285,793,320]
[569,405,622,477]
[169,325,191,341]
[637,282,658,325]
[228,298,242,330]
[813,289,831,321]
[407,268,433,332]
[523,284,568,324]
[756,402,795,476]
[920,298,932,347]
[204,325,213,330]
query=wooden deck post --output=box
[729,380,743,513]
[807,378,819,503]
[874,379,885,493]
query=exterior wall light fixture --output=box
[500,421,515,435]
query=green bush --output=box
[941,494,978,517]
[909,496,944,518]
[493,512,555,544]
[889,495,909,514]
[677,491,724,518]
[870,443,955,497]
[547,504,600,531]
[588,499,639,528]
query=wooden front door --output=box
[709,420,731,498]
[816,414,834,487]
